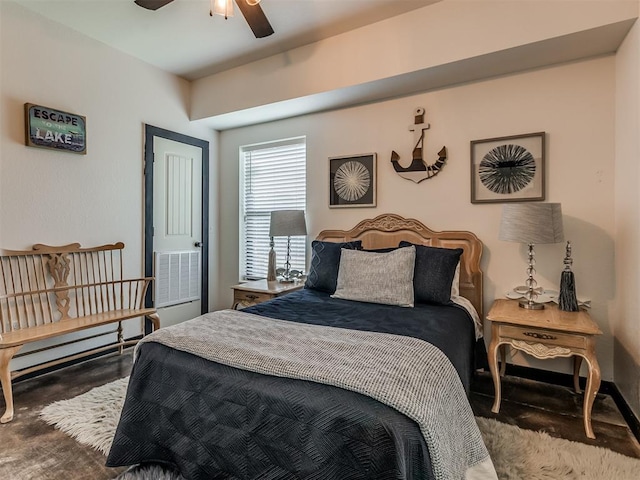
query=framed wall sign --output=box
[24,103,87,154]
[329,153,376,208]
[470,132,545,204]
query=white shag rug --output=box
[476,417,640,480]
[40,377,640,480]
[40,376,129,456]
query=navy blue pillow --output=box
[305,240,362,294]
[399,241,463,305]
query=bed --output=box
[106,214,496,480]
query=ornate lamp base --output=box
[519,299,545,310]
[279,235,295,283]
[518,243,546,310]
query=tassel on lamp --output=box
[267,235,277,281]
[558,241,579,311]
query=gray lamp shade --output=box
[499,203,564,244]
[269,210,307,237]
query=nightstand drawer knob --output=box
[524,331,557,340]
[246,294,259,300]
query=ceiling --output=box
[12,1,636,130]
[13,0,439,81]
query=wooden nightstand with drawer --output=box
[486,298,602,439]
[231,279,303,309]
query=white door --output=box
[153,136,203,327]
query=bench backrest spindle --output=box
[0,253,56,333]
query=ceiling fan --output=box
[134,0,274,38]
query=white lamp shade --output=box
[499,203,564,244]
[269,210,307,237]
[211,0,234,17]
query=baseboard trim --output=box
[609,382,640,445]
[13,335,143,384]
[502,363,640,444]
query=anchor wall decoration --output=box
[390,107,447,183]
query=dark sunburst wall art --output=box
[329,153,376,208]
[470,132,545,204]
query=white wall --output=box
[614,13,640,417]
[0,3,217,369]
[218,56,618,380]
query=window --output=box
[240,137,306,280]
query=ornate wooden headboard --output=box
[316,213,484,316]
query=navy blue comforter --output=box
[106,289,478,480]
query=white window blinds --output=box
[241,138,306,280]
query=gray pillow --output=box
[399,241,463,305]
[332,246,416,307]
[304,240,362,294]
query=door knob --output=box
[194,241,203,248]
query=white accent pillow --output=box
[332,246,416,307]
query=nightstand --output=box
[231,279,304,309]
[486,298,603,439]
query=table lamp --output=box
[499,203,564,309]
[269,210,307,283]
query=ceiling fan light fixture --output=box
[246,0,262,5]
[211,0,234,19]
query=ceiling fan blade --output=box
[134,0,174,10]
[235,0,274,38]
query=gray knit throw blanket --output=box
[137,309,497,480]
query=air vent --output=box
[154,250,200,308]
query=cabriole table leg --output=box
[582,353,601,439]
[488,337,502,414]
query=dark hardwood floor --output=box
[0,352,133,480]
[471,371,640,459]
[1,351,639,479]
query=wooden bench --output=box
[0,242,160,423]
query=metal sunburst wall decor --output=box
[470,132,545,204]
[478,143,536,194]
